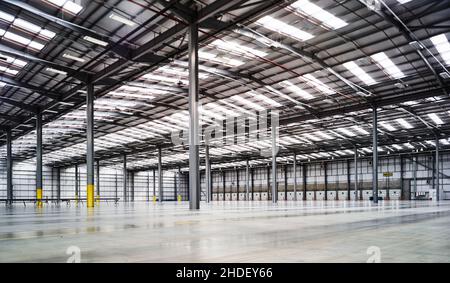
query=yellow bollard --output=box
[87,184,95,208]
[177,195,182,203]
[95,195,100,206]
[153,195,157,203]
[37,188,43,207]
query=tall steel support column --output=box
[205,145,211,203]
[56,167,61,202]
[123,155,127,202]
[6,129,13,204]
[130,172,135,202]
[152,169,156,200]
[293,153,297,201]
[324,162,328,201]
[436,135,440,201]
[271,122,278,203]
[75,164,79,201]
[372,107,379,204]
[245,160,250,201]
[302,164,307,201]
[158,147,163,202]
[222,170,226,201]
[400,155,404,200]
[267,166,270,199]
[36,111,43,207]
[346,159,351,201]
[251,168,254,201]
[115,172,118,200]
[86,83,95,208]
[147,172,150,202]
[284,165,288,201]
[236,169,240,201]
[96,160,100,203]
[354,147,359,200]
[188,20,200,210]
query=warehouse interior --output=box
[1,0,450,263]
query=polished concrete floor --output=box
[1,201,450,263]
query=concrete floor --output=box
[1,201,450,263]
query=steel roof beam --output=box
[0,75,60,100]
[0,44,90,82]
[0,97,37,113]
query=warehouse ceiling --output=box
[0,0,449,171]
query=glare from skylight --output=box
[257,16,314,41]
[47,0,83,15]
[199,51,245,67]
[302,74,335,95]
[0,28,45,50]
[290,0,347,30]
[279,80,314,100]
[396,118,414,129]
[343,61,377,85]
[371,52,405,79]
[430,34,450,66]
[210,40,268,58]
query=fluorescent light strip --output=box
[83,36,108,47]
[63,53,86,63]
[46,67,67,75]
[343,61,377,85]
[371,52,405,79]
[257,16,314,41]
[430,34,450,66]
[302,74,335,94]
[109,13,136,27]
[290,0,347,29]
[336,128,355,137]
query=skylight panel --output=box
[0,65,19,76]
[302,74,335,94]
[0,53,27,68]
[0,28,45,50]
[397,0,413,4]
[47,0,84,15]
[428,113,444,125]
[396,118,413,129]
[247,91,282,108]
[314,131,334,140]
[336,128,356,137]
[371,52,405,79]
[230,95,266,111]
[1,11,55,39]
[380,121,396,131]
[352,126,370,135]
[343,61,377,85]
[430,34,450,66]
[199,51,245,67]
[279,80,314,100]
[256,16,314,41]
[210,40,267,58]
[290,0,347,30]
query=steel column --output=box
[86,83,95,208]
[302,164,307,201]
[245,160,250,201]
[56,167,61,202]
[153,169,156,201]
[324,162,328,201]
[293,153,297,201]
[188,20,200,210]
[6,129,13,204]
[372,107,379,204]
[130,171,135,202]
[271,120,278,203]
[96,159,100,203]
[347,159,351,201]
[158,147,163,202]
[354,147,359,200]
[75,164,79,201]
[436,135,440,201]
[36,111,43,207]
[123,154,127,202]
[205,145,211,203]
[222,170,226,201]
